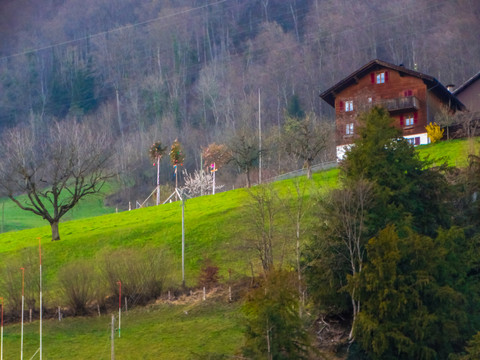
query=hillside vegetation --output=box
[1,0,479,199]
[0,137,478,359]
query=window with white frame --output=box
[346,123,354,135]
[405,114,414,127]
[345,100,353,112]
[376,72,385,84]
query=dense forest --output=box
[1,0,479,200]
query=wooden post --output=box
[125,296,128,313]
[29,309,32,323]
[117,281,121,338]
[203,287,206,301]
[156,156,161,206]
[1,297,3,360]
[229,286,232,302]
[111,315,115,360]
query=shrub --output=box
[58,260,97,315]
[102,247,169,307]
[0,248,40,317]
[426,122,444,143]
[197,258,220,289]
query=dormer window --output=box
[376,72,385,84]
[371,71,389,84]
[345,100,353,112]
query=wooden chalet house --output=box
[453,71,480,113]
[320,59,465,160]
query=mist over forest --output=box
[1,0,479,199]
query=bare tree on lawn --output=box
[0,120,115,241]
[228,130,261,188]
[283,113,332,179]
[434,105,456,140]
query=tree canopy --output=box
[0,120,115,240]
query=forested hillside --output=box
[1,0,479,197]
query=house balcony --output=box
[374,96,420,113]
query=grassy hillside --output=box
[0,168,338,359]
[1,297,244,360]
[417,137,479,167]
[0,138,477,359]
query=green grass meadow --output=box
[0,138,477,359]
[2,301,244,359]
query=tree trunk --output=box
[306,160,312,179]
[51,221,60,241]
[246,169,251,188]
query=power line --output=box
[0,0,469,123]
[0,0,229,61]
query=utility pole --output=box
[115,88,125,172]
[0,297,3,360]
[1,202,4,233]
[200,153,204,196]
[258,88,262,184]
[117,281,121,338]
[181,191,185,287]
[211,163,217,195]
[20,268,25,360]
[39,238,42,360]
[156,156,161,206]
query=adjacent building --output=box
[453,71,480,113]
[320,59,466,160]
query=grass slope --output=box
[2,300,243,359]
[0,169,338,358]
[0,138,477,359]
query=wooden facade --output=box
[320,60,465,159]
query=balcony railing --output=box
[374,96,420,112]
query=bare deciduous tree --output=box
[228,130,261,188]
[0,119,115,241]
[245,185,284,275]
[321,179,374,340]
[282,178,313,315]
[283,113,333,179]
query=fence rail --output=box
[265,161,338,182]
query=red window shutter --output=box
[385,71,389,82]
[408,90,412,96]
[415,137,420,145]
[414,112,418,124]
[404,91,408,97]
[400,115,404,126]
[338,101,344,111]
[371,73,375,83]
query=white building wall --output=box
[336,133,430,161]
